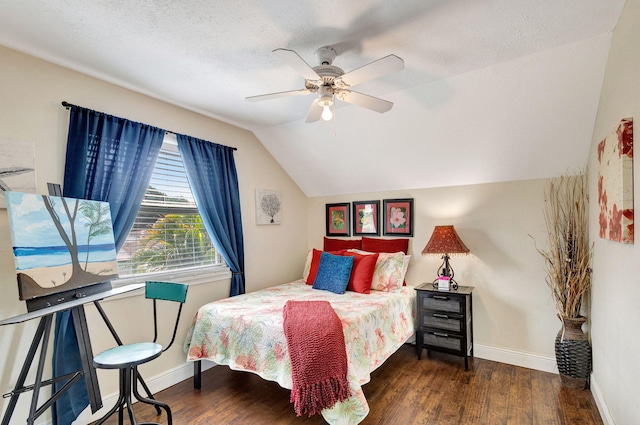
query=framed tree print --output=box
[352,200,380,236]
[326,203,350,236]
[256,188,282,225]
[383,198,414,236]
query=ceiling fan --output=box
[245,46,404,122]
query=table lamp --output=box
[422,225,469,289]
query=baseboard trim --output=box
[473,343,558,374]
[590,375,615,425]
[72,361,215,425]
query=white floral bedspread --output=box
[184,280,416,425]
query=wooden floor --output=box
[92,344,603,425]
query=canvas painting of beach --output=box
[6,191,119,301]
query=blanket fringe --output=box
[291,376,351,417]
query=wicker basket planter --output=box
[555,316,591,389]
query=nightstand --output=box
[415,283,474,370]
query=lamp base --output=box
[431,254,459,290]
[431,278,459,290]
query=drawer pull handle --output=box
[433,332,449,338]
[433,313,449,319]
[432,295,450,300]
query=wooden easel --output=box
[0,284,145,424]
[0,184,144,424]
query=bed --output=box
[183,279,416,425]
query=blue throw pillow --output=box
[312,252,354,295]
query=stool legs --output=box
[94,366,172,425]
[93,369,128,425]
[131,367,172,425]
[136,372,162,415]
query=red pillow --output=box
[361,237,409,254]
[324,237,362,251]
[342,252,379,294]
[306,249,347,284]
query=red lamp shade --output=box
[422,225,469,255]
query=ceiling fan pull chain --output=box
[332,103,337,138]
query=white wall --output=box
[0,45,308,423]
[587,0,640,424]
[307,178,560,368]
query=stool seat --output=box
[94,342,162,369]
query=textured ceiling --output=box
[0,0,626,196]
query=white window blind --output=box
[116,143,222,277]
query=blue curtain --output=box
[62,106,165,250]
[52,105,165,425]
[176,134,245,296]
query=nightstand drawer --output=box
[424,331,462,351]
[421,312,463,333]
[420,293,463,314]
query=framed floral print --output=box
[597,117,634,243]
[326,203,350,236]
[383,198,414,236]
[352,200,380,236]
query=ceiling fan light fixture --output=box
[318,94,333,107]
[321,104,333,121]
[319,94,334,121]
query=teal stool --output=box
[93,281,188,425]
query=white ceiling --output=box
[0,0,626,196]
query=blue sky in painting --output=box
[6,191,116,248]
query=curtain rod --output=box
[61,101,237,151]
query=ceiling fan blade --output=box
[337,54,404,87]
[305,98,322,123]
[245,88,312,102]
[273,48,321,81]
[339,90,393,113]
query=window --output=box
[116,137,226,282]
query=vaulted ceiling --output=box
[0,1,626,196]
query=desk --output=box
[0,283,144,425]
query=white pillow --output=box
[401,255,411,282]
[302,249,313,281]
[346,248,376,255]
[370,251,406,292]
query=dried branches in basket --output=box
[534,173,593,319]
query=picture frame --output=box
[326,203,350,236]
[383,198,414,237]
[597,117,634,243]
[256,188,282,225]
[352,200,380,236]
[0,137,36,209]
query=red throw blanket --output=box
[282,300,351,417]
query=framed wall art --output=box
[597,117,634,243]
[0,137,36,208]
[352,200,380,236]
[326,203,350,236]
[256,188,282,225]
[383,198,414,237]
